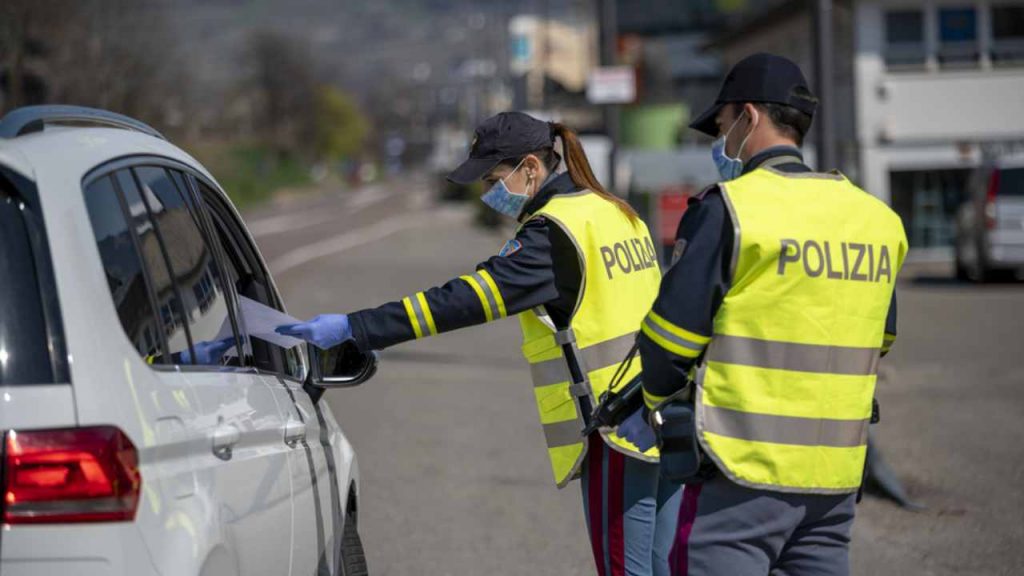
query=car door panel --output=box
[196,181,328,575]
[129,164,293,576]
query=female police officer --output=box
[278,112,681,576]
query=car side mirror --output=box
[309,341,378,388]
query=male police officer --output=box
[634,53,908,575]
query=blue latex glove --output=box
[180,337,235,365]
[275,314,353,350]
[618,409,658,452]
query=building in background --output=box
[707,0,1024,258]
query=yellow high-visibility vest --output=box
[697,166,908,494]
[519,190,662,488]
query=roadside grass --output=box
[188,142,313,209]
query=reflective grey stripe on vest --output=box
[706,335,880,376]
[529,332,638,388]
[703,404,869,448]
[543,419,583,448]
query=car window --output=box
[83,175,168,363]
[0,172,65,384]
[133,166,240,365]
[112,169,194,362]
[195,178,306,381]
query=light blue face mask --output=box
[481,159,532,218]
[711,110,755,182]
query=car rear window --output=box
[0,169,67,385]
[997,167,1024,197]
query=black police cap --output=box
[448,112,555,185]
[689,53,817,137]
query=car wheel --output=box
[338,512,368,576]
[954,248,969,281]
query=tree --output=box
[243,29,317,160]
[315,86,368,163]
[0,0,189,135]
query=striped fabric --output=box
[881,332,897,355]
[582,433,682,576]
[643,388,670,411]
[641,311,710,360]
[402,292,438,338]
[460,270,507,322]
[669,483,702,576]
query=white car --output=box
[0,105,375,576]
[955,152,1024,281]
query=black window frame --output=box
[193,178,308,383]
[937,6,981,68]
[82,155,246,373]
[88,172,171,362]
[0,165,70,384]
[884,9,928,70]
[991,4,1024,66]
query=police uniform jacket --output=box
[347,172,584,350]
[639,146,899,405]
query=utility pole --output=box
[813,0,837,171]
[598,0,621,194]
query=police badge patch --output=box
[499,239,523,257]
[670,239,688,266]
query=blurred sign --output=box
[509,15,537,75]
[658,188,691,245]
[587,66,636,105]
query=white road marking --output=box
[267,205,464,275]
[268,213,420,275]
[246,185,393,238]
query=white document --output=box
[217,295,306,349]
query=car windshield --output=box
[0,171,60,384]
[998,167,1024,197]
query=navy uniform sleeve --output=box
[348,218,559,351]
[881,293,897,357]
[638,189,731,410]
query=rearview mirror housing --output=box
[309,341,378,388]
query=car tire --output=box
[954,250,969,281]
[338,513,368,576]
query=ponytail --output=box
[549,122,639,222]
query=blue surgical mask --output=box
[711,111,756,182]
[481,159,533,218]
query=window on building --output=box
[889,169,971,250]
[938,7,980,67]
[885,10,927,68]
[991,5,1024,65]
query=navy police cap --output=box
[690,53,817,137]
[448,112,554,185]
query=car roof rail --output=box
[0,105,166,140]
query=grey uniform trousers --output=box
[671,474,857,576]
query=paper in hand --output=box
[215,295,306,349]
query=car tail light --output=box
[3,426,141,524]
[985,169,1000,229]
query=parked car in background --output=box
[955,153,1024,281]
[0,105,375,576]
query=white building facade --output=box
[855,0,1024,255]
[711,0,1024,256]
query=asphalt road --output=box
[245,176,1024,576]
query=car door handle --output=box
[284,419,306,447]
[212,425,241,460]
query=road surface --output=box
[244,176,1024,576]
